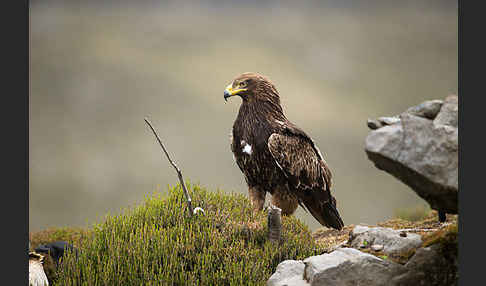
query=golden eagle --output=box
[224,72,344,230]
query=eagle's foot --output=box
[249,186,265,212]
[271,191,298,216]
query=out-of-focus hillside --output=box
[29,0,457,231]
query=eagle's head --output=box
[224,72,280,104]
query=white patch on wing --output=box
[274,160,288,178]
[242,143,252,155]
[275,120,285,125]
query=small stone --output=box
[406,99,443,119]
[367,119,383,130]
[371,244,384,251]
[400,231,407,237]
[434,95,458,127]
[378,116,401,126]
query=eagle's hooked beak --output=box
[224,83,247,101]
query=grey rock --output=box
[393,244,458,286]
[367,119,383,130]
[434,95,458,128]
[371,244,384,251]
[267,260,309,286]
[378,116,401,126]
[267,240,457,286]
[365,95,458,214]
[367,117,402,131]
[406,99,444,119]
[304,248,406,286]
[349,225,422,256]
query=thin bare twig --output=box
[144,117,194,216]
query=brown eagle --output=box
[224,72,344,230]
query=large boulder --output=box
[267,248,407,286]
[304,248,407,286]
[365,95,458,215]
[266,260,308,286]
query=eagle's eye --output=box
[239,81,247,88]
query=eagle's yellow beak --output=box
[224,83,247,101]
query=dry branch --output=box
[144,117,194,217]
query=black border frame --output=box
[4,0,29,284]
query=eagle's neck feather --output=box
[233,97,286,149]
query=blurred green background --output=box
[29,0,457,232]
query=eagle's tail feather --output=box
[301,192,344,230]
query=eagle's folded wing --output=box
[267,132,343,229]
[267,133,329,191]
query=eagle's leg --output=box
[271,188,298,216]
[248,186,266,212]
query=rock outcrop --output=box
[267,222,458,286]
[267,260,308,286]
[365,95,458,215]
[393,243,458,286]
[304,248,407,286]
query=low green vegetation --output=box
[30,226,91,250]
[45,184,322,285]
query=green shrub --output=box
[55,184,322,285]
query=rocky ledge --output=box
[268,212,458,286]
[365,95,458,217]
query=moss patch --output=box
[422,223,458,248]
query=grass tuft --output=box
[49,184,322,285]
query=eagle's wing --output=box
[268,131,344,230]
[267,133,328,189]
